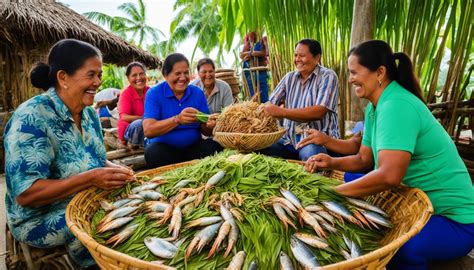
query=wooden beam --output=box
[106,148,144,160]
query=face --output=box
[198,63,215,88]
[127,66,147,91]
[294,44,319,76]
[165,61,190,93]
[348,55,379,99]
[61,56,102,107]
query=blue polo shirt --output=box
[144,82,210,148]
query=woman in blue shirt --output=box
[143,53,222,168]
[4,39,134,269]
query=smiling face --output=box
[348,55,380,100]
[60,56,102,108]
[127,66,147,91]
[198,63,215,89]
[164,60,190,94]
[294,43,320,77]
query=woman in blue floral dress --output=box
[3,39,134,268]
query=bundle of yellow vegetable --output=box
[214,101,279,133]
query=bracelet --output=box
[173,115,180,125]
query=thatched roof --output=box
[0,0,161,69]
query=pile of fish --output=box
[91,152,392,269]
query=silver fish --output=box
[144,237,179,259]
[294,232,329,249]
[112,198,132,208]
[96,217,133,234]
[124,198,144,207]
[98,206,139,228]
[345,197,389,217]
[138,190,164,200]
[145,201,171,212]
[131,182,159,194]
[290,236,320,269]
[280,188,303,209]
[174,179,191,188]
[279,251,294,270]
[227,250,246,270]
[105,223,139,247]
[322,201,358,224]
[361,210,392,228]
[205,170,226,189]
[185,216,223,228]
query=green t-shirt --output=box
[362,81,474,224]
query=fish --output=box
[208,220,231,258]
[137,190,164,200]
[185,216,223,228]
[322,201,359,224]
[205,170,226,189]
[305,205,324,212]
[290,236,320,269]
[361,210,392,228]
[144,237,179,259]
[97,206,139,229]
[185,222,222,259]
[294,232,329,249]
[273,203,297,230]
[345,197,389,217]
[96,217,133,234]
[105,223,139,247]
[174,179,191,189]
[280,188,303,209]
[226,250,245,270]
[279,251,294,270]
[248,260,258,270]
[145,201,171,212]
[131,182,159,194]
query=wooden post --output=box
[349,0,375,121]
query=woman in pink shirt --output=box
[118,62,149,148]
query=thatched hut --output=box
[0,0,162,170]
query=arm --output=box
[264,104,329,122]
[143,107,198,138]
[240,41,251,60]
[17,165,134,208]
[297,129,361,155]
[118,90,140,123]
[305,144,374,173]
[335,150,411,197]
[121,114,142,123]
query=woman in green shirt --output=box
[305,40,474,269]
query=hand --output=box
[177,107,199,124]
[206,113,219,129]
[296,129,330,149]
[91,166,135,190]
[263,104,286,118]
[304,153,333,173]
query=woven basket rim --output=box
[66,160,433,270]
[214,128,286,137]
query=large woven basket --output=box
[66,161,433,270]
[213,128,286,152]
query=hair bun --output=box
[30,62,52,90]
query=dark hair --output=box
[349,40,424,102]
[196,58,215,72]
[295,39,322,57]
[125,61,146,76]
[30,39,102,91]
[162,53,189,77]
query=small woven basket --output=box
[66,161,433,270]
[213,128,286,152]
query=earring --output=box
[378,80,382,87]
[64,85,68,89]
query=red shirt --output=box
[117,85,149,141]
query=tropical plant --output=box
[216,0,473,135]
[84,0,164,48]
[168,0,223,63]
[100,64,125,91]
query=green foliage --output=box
[99,64,125,90]
[83,0,164,48]
[91,151,386,268]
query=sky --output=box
[61,0,235,67]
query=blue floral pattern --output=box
[4,88,106,267]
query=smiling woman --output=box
[142,53,222,168]
[4,39,135,269]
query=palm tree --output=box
[168,0,223,63]
[84,0,164,48]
